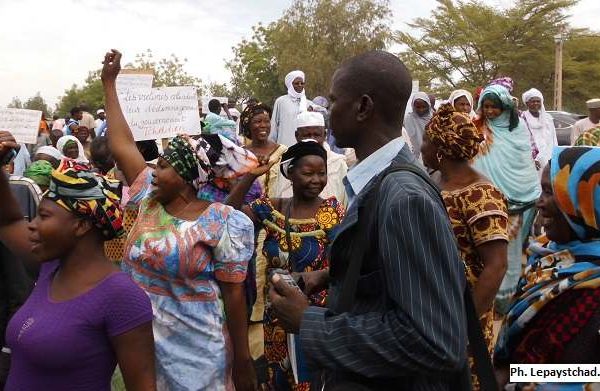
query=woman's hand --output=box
[101,49,122,84]
[249,157,275,177]
[0,131,19,163]
[232,357,257,391]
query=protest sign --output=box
[0,108,42,144]
[116,69,154,96]
[120,86,201,141]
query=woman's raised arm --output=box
[101,49,147,186]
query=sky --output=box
[0,0,598,109]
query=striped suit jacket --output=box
[299,145,468,390]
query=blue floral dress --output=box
[122,168,254,391]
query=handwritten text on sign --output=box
[120,86,201,141]
[0,108,42,144]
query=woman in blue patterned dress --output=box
[101,49,258,391]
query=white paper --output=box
[116,72,154,96]
[120,86,201,141]
[0,108,42,144]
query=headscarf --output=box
[447,89,475,117]
[575,126,600,147]
[403,91,433,159]
[312,96,329,109]
[472,85,540,210]
[162,134,258,190]
[45,159,124,240]
[56,135,89,164]
[280,139,327,179]
[35,146,63,161]
[240,102,272,138]
[495,146,600,366]
[285,70,308,112]
[488,76,514,93]
[24,160,53,188]
[425,103,483,161]
[550,146,600,240]
[203,112,239,144]
[478,85,520,131]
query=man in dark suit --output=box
[269,51,467,390]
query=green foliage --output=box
[562,30,600,113]
[126,49,203,92]
[396,0,577,105]
[55,70,104,117]
[206,81,232,98]
[227,0,392,105]
[24,92,51,116]
[227,24,282,105]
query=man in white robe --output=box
[270,70,313,147]
[521,88,557,171]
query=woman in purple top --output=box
[0,132,156,391]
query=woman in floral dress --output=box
[228,140,345,390]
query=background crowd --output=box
[0,46,599,391]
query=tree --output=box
[562,30,600,113]
[227,24,281,104]
[24,92,51,116]
[127,49,203,92]
[227,0,392,104]
[7,97,23,109]
[55,70,104,117]
[206,81,232,98]
[396,0,576,104]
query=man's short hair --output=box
[208,99,222,114]
[337,51,412,126]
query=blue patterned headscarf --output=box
[551,146,600,240]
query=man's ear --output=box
[356,94,375,123]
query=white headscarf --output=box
[522,88,546,111]
[35,146,63,161]
[56,135,89,164]
[285,70,308,112]
[403,92,432,159]
[448,89,475,117]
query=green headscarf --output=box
[24,160,54,188]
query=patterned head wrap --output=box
[45,159,124,240]
[488,77,514,93]
[425,103,483,161]
[550,146,600,241]
[240,102,272,138]
[162,134,258,190]
[24,160,53,188]
[280,139,327,179]
[575,126,600,147]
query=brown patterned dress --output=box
[441,182,509,389]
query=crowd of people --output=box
[0,47,599,391]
